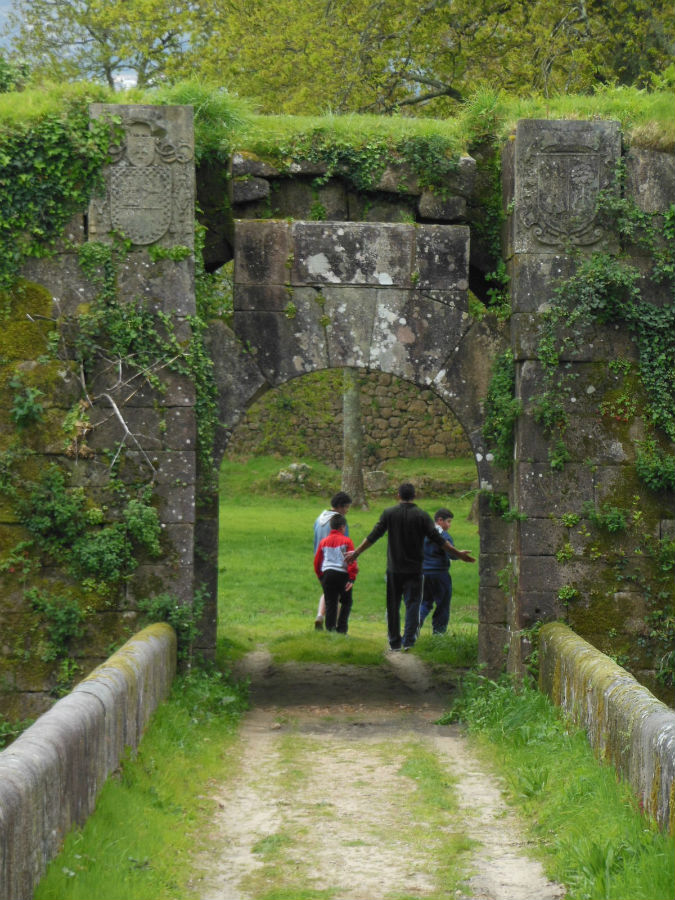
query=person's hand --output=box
[459,550,476,563]
[345,581,353,591]
[344,550,357,563]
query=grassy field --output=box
[217,455,480,668]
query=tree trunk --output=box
[341,367,368,509]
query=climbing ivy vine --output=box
[534,195,675,468]
[482,349,522,469]
[0,94,112,289]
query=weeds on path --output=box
[444,674,675,900]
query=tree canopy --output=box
[4,0,189,89]
[3,0,674,112]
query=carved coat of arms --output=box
[89,108,194,247]
[519,135,613,247]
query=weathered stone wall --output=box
[504,121,675,689]
[2,106,673,712]
[539,622,675,833]
[0,624,176,900]
[199,149,480,274]
[226,369,471,465]
[1,105,200,721]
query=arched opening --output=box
[196,218,512,675]
[215,369,482,669]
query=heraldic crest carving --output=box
[516,120,620,251]
[89,104,194,248]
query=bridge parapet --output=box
[540,622,675,833]
[0,624,176,900]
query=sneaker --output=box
[402,645,412,652]
[314,615,324,631]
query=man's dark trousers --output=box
[386,571,423,649]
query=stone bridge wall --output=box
[0,624,176,900]
[539,622,675,833]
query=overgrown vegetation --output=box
[482,349,522,468]
[0,85,112,288]
[5,0,674,116]
[137,587,207,667]
[527,181,675,688]
[534,195,675,457]
[0,712,33,750]
[445,674,675,900]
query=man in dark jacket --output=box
[345,484,475,651]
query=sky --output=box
[0,0,14,48]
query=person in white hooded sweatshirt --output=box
[312,491,352,629]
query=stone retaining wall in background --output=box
[227,370,472,466]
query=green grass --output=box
[238,87,675,157]
[34,669,248,900]
[446,673,675,900]
[217,455,479,668]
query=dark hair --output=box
[434,508,453,521]
[331,491,352,509]
[330,513,347,530]
[398,482,415,501]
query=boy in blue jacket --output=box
[420,508,454,635]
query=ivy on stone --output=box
[482,349,522,468]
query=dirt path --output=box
[196,650,565,900]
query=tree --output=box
[187,0,675,114]
[341,368,368,509]
[4,0,188,88]
[0,56,29,92]
[5,0,673,108]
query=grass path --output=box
[195,650,564,900]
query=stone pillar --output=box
[87,105,207,652]
[507,119,622,670]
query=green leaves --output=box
[0,105,109,288]
[482,349,522,469]
[9,375,45,428]
[635,438,675,492]
[18,464,162,584]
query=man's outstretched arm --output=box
[344,539,372,563]
[445,543,475,563]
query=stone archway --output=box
[204,220,511,673]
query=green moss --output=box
[0,319,53,362]
[568,593,624,634]
[1,279,54,318]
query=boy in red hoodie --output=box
[313,514,358,634]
